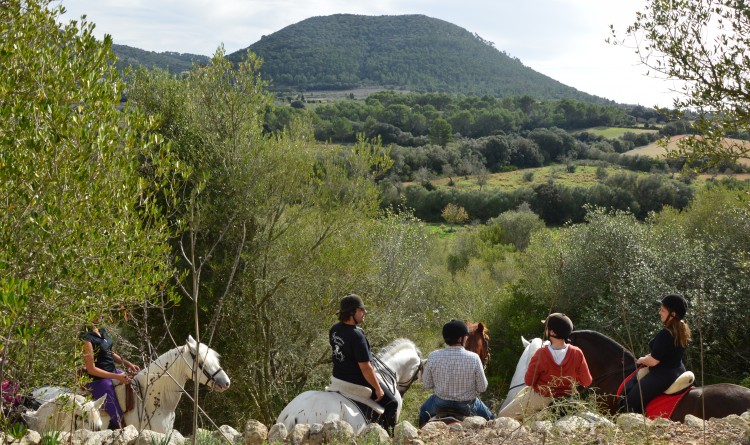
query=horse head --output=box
[23,393,105,432]
[184,335,231,392]
[466,322,490,366]
[375,338,422,396]
[499,336,545,410]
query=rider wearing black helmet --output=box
[329,294,398,432]
[622,294,691,413]
[419,319,494,427]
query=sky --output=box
[58,0,685,107]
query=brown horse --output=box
[569,330,750,421]
[466,322,490,366]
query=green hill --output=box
[112,44,209,74]
[228,14,610,103]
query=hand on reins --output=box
[374,387,384,402]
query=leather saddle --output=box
[423,405,471,427]
[112,380,136,413]
[637,368,695,394]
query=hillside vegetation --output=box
[228,14,611,102]
[112,44,209,73]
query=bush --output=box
[522,171,535,182]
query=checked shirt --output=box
[422,345,488,402]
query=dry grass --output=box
[624,135,750,167]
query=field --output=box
[582,126,659,139]
[624,135,750,166]
[424,165,619,191]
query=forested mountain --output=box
[228,14,610,103]
[112,44,209,73]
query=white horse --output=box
[276,338,423,434]
[500,336,545,410]
[23,393,105,432]
[31,336,229,434]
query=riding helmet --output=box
[658,294,688,319]
[442,319,469,344]
[542,313,574,339]
[338,294,365,314]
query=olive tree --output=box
[613,0,750,167]
[0,0,176,394]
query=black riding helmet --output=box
[442,319,469,345]
[543,313,574,339]
[339,294,365,315]
[657,294,688,320]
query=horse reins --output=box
[189,351,225,388]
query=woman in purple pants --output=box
[81,320,139,430]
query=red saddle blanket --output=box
[616,369,693,419]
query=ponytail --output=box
[666,318,691,348]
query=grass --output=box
[432,165,613,192]
[581,127,659,139]
[624,135,750,167]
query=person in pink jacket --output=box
[497,313,592,420]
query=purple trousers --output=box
[86,369,123,429]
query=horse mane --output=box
[376,338,421,361]
[570,330,635,361]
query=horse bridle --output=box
[189,351,226,388]
[372,355,423,396]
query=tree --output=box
[429,118,453,147]
[613,0,750,167]
[442,203,469,229]
[0,0,176,392]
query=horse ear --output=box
[476,323,485,334]
[522,336,529,347]
[94,395,106,410]
[187,335,196,346]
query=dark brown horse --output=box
[569,330,750,421]
[466,322,490,366]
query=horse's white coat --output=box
[500,336,545,410]
[276,338,422,434]
[31,336,229,434]
[23,393,105,433]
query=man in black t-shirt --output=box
[329,294,398,432]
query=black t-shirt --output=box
[80,328,116,379]
[329,322,372,387]
[649,328,685,371]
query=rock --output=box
[393,421,419,443]
[211,425,242,444]
[448,422,463,432]
[461,416,486,429]
[308,423,324,445]
[420,421,448,433]
[17,430,41,445]
[684,414,705,429]
[267,423,288,442]
[574,411,615,427]
[487,417,521,434]
[713,414,749,432]
[243,419,268,445]
[169,429,186,444]
[741,411,750,422]
[135,430,166,445]
[289,424,310,445]
[358,424,390,443]
[616,412,648,431]
[530,420,553,434]
[650,417,673,428]
[322,420,354,443]
[555,414,589,433]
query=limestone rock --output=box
[616,412,648,431]
[394,420,419,443]
[461,416,486,429]
[308,423,325,445]
[322,420,354,443]
[209,425,241,444]
[684,414,705,429]
[289,424,310,445]
[419,421,448,433]
[243,419,268,445]
[358,423,390,443]
[267,423,288,442]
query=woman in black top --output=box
[622,294,691,413]
[81,315,140,429]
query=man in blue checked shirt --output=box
[418,319,495,427]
